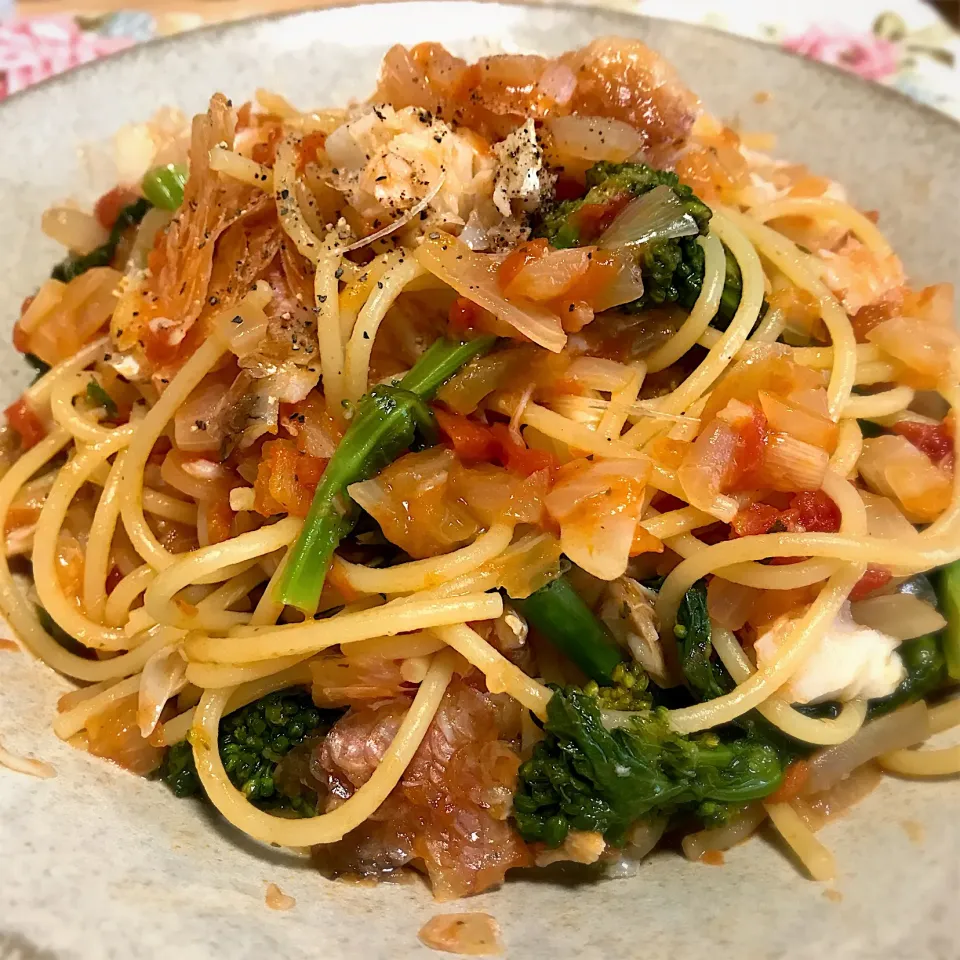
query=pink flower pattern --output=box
[0,17,131,99]
[782,26,900,81]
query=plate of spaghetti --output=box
[0,4,958,958]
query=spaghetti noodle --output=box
[0,37,956,908]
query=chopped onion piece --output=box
[598,185,699,251]
[850,593,946,641]
[546,115,642,163]
[416,233,566,352]
[536,63,577,106]
[592,251,645,311]
[763,432,829,491]
[418,913,503,956]
[174,380,225,452]
[682,804,767,861]
[137,643,188,737]
[41,206,110,255]
[858,435,951,523]
[264,882,296,911]
[804,701,929,795]
[561,509,636,582]
[0,739,56,779]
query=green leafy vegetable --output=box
[716,244,744,327]
[671,582,811,759]
[159,688,336,814]
[160,741,201,798]
[277,335,496,612]
[85,380,118,418]
[675,580,731,701]
[512,685,784,847]
[511,574,625,684]
[867,633,947,718]
[586,661,652,711]
[51,197,151,283]
[536,162,711,313]
[141,164,188,211]
[936,560,960,680]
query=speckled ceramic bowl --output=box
[1,5,958,958]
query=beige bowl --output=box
[0,5,958,958]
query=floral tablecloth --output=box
[1,0,958,115]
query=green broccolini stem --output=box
[937,560,960,680]
[512,575,624,684]
[397,336,497,397]
[276,335,496,612]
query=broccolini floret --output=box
[512,684,785,848]
[583,662,651,712]
[534,161,714,313]
[161,741,200,798]
[159,688,336,816]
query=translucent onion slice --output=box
[850,593,946,641]
[762,432,829,492]
[138,643,188,737]
[592,251,645,311]
[546,115,642,164]
[560,508,636,582]
[416,233,566,352]
[41,206,110,255]
[598,185,699,251]
[804,701,929,795]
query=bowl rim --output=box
[3,0,960,138]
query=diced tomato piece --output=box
[298,131,327,173]
[732,502,780,538]
[781,490,841,534]
[850,298,898,343]
[570,193,631,243]
[629,524,664,557]
[434,408,500,462]
[893,420,954,469]
[767,760,810,804]
[554,176,586,202]
[4,397,46,450]
[235,101,253,129]
[251,122,283,166]
[254,438,327,518]
[723,405,768,491]
[499,238,549,286]
[448,296,485,335]
[294,454,327,488]
[205,495,235,545]
[560,250,619,308]
[489,423,558,479]
[849,565,893,602]
[94,185,138,230]
[497,238,550,291]
[141,322,184,368]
